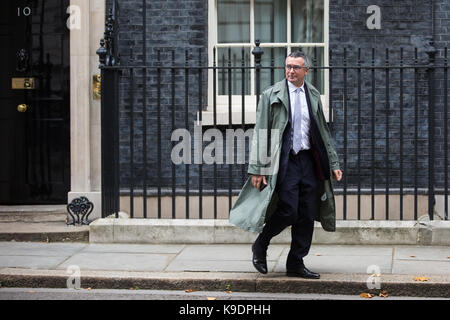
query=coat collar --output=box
[272,78,320,115]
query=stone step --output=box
[0,205,67,223]
[0,222,89,242]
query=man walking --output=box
[229,51,342,279]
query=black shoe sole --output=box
[253,263,268,274]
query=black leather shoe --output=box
[286,266,320,279]
[252,242,267,274]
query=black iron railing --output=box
[97,4,448,221]
[97,41,448,221]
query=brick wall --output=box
[329,0,449,191]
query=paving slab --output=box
[0,256,67,269]
[0,242,87,269]
[393,245,450,261]
[274,244,394,274]
[165,244,284,272]
[0,242,87,257]
[173,244,285,261]
[305,244,394,256]
[165,259,270,273]
[392,260,450,275]
[57,252,174,272]
[273,255,392,274]
[80,243,185,254]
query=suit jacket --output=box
[277,80,331,187]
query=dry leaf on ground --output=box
[225,290,232,294]
[410,255,416,258]
[370,273,381,277]
[360,292,374,298]
[414,276,429,282]
[185,289,196,293]
[379,290,389,298]
[315,253,322,256]
[206,297,217,300]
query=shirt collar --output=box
[287,80,305,93]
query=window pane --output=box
[218,48,251,95]
[255,0,287,43]
[218,0,250,43]
[291,0,324,43]
[260,47,287,91]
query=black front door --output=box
[0,0,70,204]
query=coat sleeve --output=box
[248,91,272,176]
[317,99,340,171]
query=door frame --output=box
[67,0,105,220]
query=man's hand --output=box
[333,170,343,181]
[251,175,267,191]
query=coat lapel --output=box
[305,80,319,116]
[271,79,319,117]
[272,80,289,114]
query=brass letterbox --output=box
[12,77,35,90]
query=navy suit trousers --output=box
[255,149,318,270]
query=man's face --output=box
[285,56,309,87]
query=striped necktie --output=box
[293,87,302,153]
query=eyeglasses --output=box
[285,64,307,71]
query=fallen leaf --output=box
[185,289,196,293]
[360,292,374,299]
[414,276,429,282]
[225,290,232,294]
[410,255,416,258]
[315,253,322,256]
[379,290,389,298]
[447,257,450,259]
[206,297,217,300]
[371,273,381,277]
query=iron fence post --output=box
[427,46,437,220]
[97,3,120,219]
[252,40,264,106]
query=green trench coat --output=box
[229,79,341,233]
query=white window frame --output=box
[202,0,329,125]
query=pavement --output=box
[0,241,449,298]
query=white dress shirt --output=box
[287,80,311,150]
